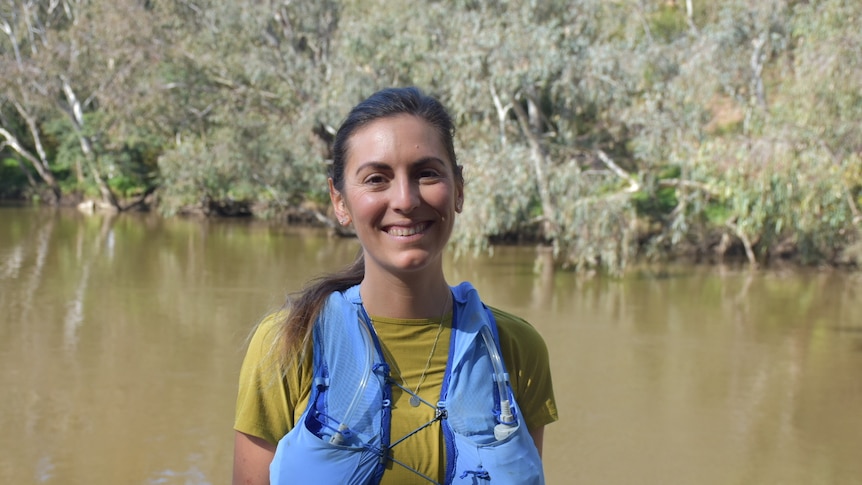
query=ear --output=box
[454,182,464,213]
[329,178,351,226]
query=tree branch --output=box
[596,150,639,193]
[12,100,51,173]
[0,126,59,197]
[0,17,24,66]
[657,178,719,196]
[750,33,767,109]
[726,219,757,266]
[60,76,120,210]
[510,91,558,239]
[488,82,511,146]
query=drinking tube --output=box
[479,326,518,440]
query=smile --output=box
[385,222,431,237]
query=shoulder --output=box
[236,311,309,444]
[487,306,546,348]
[485,305,551,370]
[241,310,307,390]
[245,313,285,361]
[239,312,288,389]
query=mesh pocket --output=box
[315,307,384,445]
[444,338,499,444]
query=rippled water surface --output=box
[1,207,861,484]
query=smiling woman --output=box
[330,114,462,279]
[232,87,558,485]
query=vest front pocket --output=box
[270,422,381,485]
[449,425,544,485]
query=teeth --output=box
[388,223,428,236]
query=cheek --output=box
[426,186,457,211]
[347,191,384,219]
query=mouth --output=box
[384,221,431,237]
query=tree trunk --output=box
[750,33,768,109]
[510,92,558,241]
[0,15,61,202]
[0,127,62,202]
[60,77,120,211]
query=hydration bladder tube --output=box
[329,312,376,445]
[479,325,518,440]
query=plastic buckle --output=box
[435,401,448,420]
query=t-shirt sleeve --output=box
[234,316,299,445]
[490,307,559,431]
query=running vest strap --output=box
[269,282,545,485]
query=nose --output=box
[391,176,420,213]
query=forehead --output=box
[345,114,449,167]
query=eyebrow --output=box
[353,157,448,176]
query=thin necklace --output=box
[404,291,450,408]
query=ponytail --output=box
[277,249,365,365]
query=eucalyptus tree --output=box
[432,0,647,272]
[169,0,860,272]
[2,0,857,271]
[0,0,166,209]
[154,0,345,218]
[0,0,69,202]
[428,0,859,271]
[322,0,646,272]
[626,0,861,266]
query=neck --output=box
[359,266,451,319]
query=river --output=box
[1,206,861,484]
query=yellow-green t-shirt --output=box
[234,306,558,484]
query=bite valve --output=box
[494,422,517,440]
[329,424,349,445]
[494,400,517,440]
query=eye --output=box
[418,168,443,182]
[363,173,388,186]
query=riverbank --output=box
[4,199,859,272]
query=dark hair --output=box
[278,87,461,360]
[330,86,462,191]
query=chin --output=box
[391,252,441,273]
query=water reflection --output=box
[63,215,112,352]
[1,207,860,484]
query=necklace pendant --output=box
[409,395,421,407]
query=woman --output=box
[233,87,557,484]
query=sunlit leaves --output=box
[1,0,860,272]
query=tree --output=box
[0,0,69,202]
[1,0,166,209]
[1,0,858,271]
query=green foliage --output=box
[632,165,681,218]
[41,118,81,174]
[0,158,28,198]
[632,186,678,219]
[1,0,860,272]
[649,4,689,43]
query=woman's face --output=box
[330,114,463,278]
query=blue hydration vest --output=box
[270,282,545,484]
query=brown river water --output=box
[1,206,861,484]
